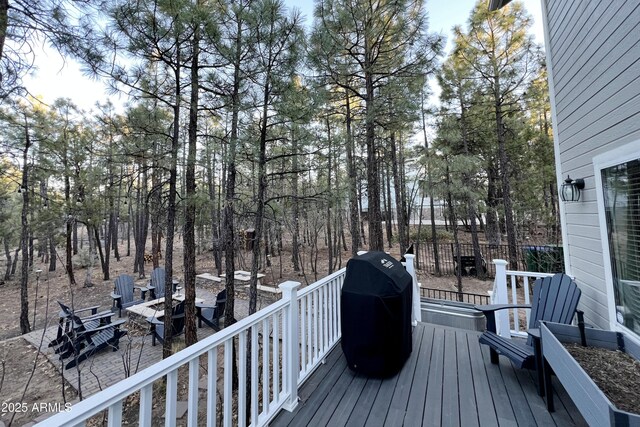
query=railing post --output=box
[493,259,510,338]
[404,254,422,326]
[280,280,301,412]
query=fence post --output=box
[404,254,422,326]
[280,280,301,412]
[493,259,511,338]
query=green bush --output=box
[72,249,97,268]
[409,227,453,242]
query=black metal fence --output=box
[416,242,564,278]
[420,287,490,305]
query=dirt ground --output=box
[0,238,491,426]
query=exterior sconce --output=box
[561,175,585,202]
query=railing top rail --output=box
[297,268,346,298]
[505,270,556,278]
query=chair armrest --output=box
[148,316,163,325]
[111,292,122,300]
[475,303,531,313]
[75,319,127,339]
[81,310,114,323]
[475,303,532,334]
[528,328,540,339]
[72,305,101,316]
[135,286,148,299]
[196,303,216,310]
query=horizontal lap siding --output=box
[546,0,640,329]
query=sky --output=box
[23,0,544,112]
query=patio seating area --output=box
[23,286,253,398]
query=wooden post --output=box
[280,281,301,412]
[493,259,511,337]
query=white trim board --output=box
[592,139,640,344]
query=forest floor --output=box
[0,236,491,426]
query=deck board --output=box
[385,326,425,426]
[423,327,445,427]
[442,328,460,427]
[457,331,480,427]
[403,325,434,426]
[270,323,586,427]
[468,331,499,427]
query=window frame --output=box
[594,140,640,336]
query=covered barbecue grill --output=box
[341,251,413,377]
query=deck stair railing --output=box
[490,259,555,338]
[39,269,346,427]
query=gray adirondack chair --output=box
[146,267,180,300]
[196,289,227,331]
[50,301,115,353]
[111,274,147,317]
[59,314,128,370]
[147,301,185,346]
[475,273,581,395]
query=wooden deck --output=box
[271,323,586,427]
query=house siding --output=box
[544,0,640,330]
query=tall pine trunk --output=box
[344,89,360,256]
[19,115,31,334]
[183,11,201,347]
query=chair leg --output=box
[151,327,157,346]
[65,347,95,370]
[532,335,544,397]
[544,358,555,412]
[49,319,65,347]
[489,348,499,364]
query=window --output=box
[602,159,640,334]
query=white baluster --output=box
[511,274,519,333]
[251,325,259,426]
[493,259,510,338]
[206,347,217,427]
[166,369,177,427]
[108,401,122,427]
[188,359,199,427]
[238,331,247,427]
[139,384,153,427]
[223,340,233,427]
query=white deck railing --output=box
[490,259,555,338]
[39,269,346,427]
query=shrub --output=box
[408,227,453,242]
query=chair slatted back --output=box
[114,275,136,304]
[216,289,227,317]
[151,267,166,297]
[58,301,74,317]
[171,301,186,335]
[527,273,581,346]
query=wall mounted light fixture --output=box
[561,175,585,202]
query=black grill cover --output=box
[341,251,413,377]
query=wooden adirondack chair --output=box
[59,315,128,370]
[475,273,581,395]
[49,301,113,353]
[145,267,180,300]
[111,274,147,317]
[196,289,227,331]
[148,301,186,346]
